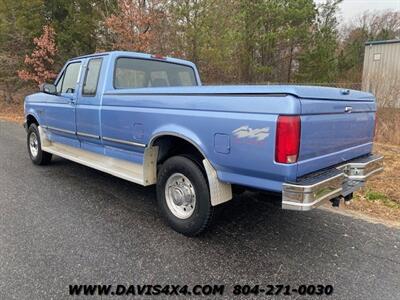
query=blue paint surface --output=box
[24,51,376,192]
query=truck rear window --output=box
[114,58,197,89]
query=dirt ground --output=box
[0,102,24,123]
[1,104,399,226]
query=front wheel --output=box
[27,124,52,165]
[156,156,214,236]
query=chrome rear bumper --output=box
[282,154,383,211]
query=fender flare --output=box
[149,129,206,158]
[149,129,232,206]
[25,109,42,126]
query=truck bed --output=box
[102,85,375,186]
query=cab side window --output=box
[82,58,103,96]
[56,62,81,94]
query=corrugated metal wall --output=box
[362,41,400,107]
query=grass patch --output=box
[364,190,400,209]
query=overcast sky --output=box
[314,0,400,23]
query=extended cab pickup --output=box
[24,51,383,236]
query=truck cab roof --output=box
[69,51,197,70]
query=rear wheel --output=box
[157,156,214,236]
[27,124,52,165]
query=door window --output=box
[82,58,103,96]
[56,62,82,94]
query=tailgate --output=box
[297,97,376,177]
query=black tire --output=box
[27,123,52,165]
[157,156,214,236]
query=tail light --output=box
[275,115,301,164]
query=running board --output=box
[39,126,157,186]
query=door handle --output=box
[61,93,76,105]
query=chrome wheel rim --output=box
[165,173,196,219]
[29,132,39,158]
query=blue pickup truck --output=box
[24,51,383,236]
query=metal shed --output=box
[362,40,400,107]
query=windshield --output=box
[114,58,197,89]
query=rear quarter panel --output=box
[100,92,301,191]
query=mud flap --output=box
[202,159,232,206]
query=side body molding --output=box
[39,126,232,205]
[38,126,158,186]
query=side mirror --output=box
[40,83,57,95]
